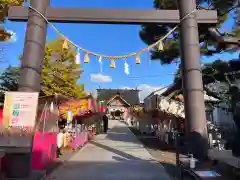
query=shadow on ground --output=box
[105,125,178,152]
[46,123,183,179]
[48,160,173,180]
[90,141,144,160]
[105,126,140,144]
[46,148,80,175]
[128,127,184,179]
[47,130,175,180]
[129,126,240,180]
[89,136,179,179]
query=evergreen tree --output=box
[140,0,236,64]
[0,66,19,101]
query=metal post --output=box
[18,0,49,92]
[6,0,50,178]
[178,0,208,160]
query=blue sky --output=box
[2,0,239,100]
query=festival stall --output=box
[142,94,186,144]
[0,92,72,176]
[31,94,70,170]
[59,95,101,150]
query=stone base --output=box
[5,153,31,178]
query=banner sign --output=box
[59,99,91,118]
[0,92,39,148]
[3,92,39,127]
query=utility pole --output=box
[178,0,208,159]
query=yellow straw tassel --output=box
[84,53,90,63]
[158,40,164,51]
[110,59,116,68]
[62,39,68,50]
[136,55,140,64]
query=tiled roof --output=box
[97,89,140,105]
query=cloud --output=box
[90,73,112,83]
[6,30,17,42]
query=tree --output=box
[174,59,240,155]
[40,37,86,98]
[139,0,236,64]
[201,60,240,156]
[0,65,19,91]
[0,37,86,99]
[174,59,240,100]
[0,0,26,41]
[0,65,19,101]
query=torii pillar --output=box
[179,0,208,159]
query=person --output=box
[57,128,65,157]
[102,114,108,133]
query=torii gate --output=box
[6,0,217,177]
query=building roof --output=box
[161,79,220,102]
[97,89,140,105]
[107,94,131,106]
[144,86,168,101]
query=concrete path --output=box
[48,120,171,180]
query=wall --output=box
[144,94,158,112]
[212,102,236,143]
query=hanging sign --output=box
[59,98,94,118]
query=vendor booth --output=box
[31,94,70,170]
[0,93,70,178]
[59,95,102,150]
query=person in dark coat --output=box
[103,114,108,133]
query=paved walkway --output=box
[48,120,171,180]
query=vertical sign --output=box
[0,92,39,147]
[3,92,39,127]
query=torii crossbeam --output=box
[8,6,217,24]
[6,0,217,178]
